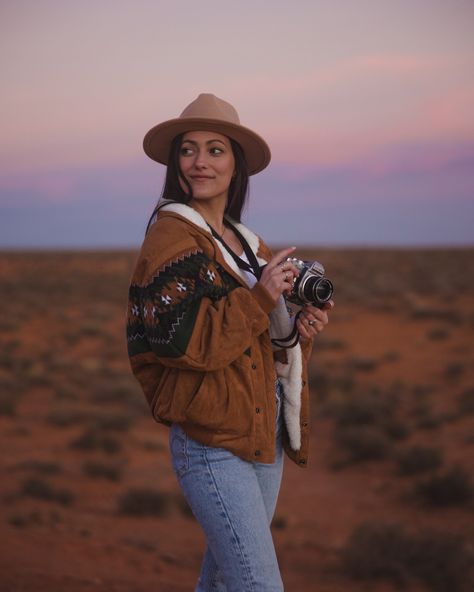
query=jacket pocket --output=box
[184,362,253,435]
[184,371,229,430]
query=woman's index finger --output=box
[267,247,296,269]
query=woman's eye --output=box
[180,146,194,156]
[210,147,223,155]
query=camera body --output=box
[285,258,334,308]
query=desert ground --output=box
[0,247,473,592]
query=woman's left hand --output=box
[296,300,334,340]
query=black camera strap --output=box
[269,311,302,349]
[209,220,262,280]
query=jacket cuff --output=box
[250,282,276,314]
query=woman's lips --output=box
[190,175,213,181]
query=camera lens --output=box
[303,277,333,305]
[315,279,333,302]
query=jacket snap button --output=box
[255,407,261,414]
[251,363,257,370]
[254,450,261,457]
[302,421,308,427]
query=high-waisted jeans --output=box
[169,380,285,591]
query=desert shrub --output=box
[308,365,355,403]
[410,530,474,592]
[118,488,172,517]
[349,356,379,372]
[410,307,462,324]
[333,425,392,465]
[331,391,391,424]
[328,390,408,442]
[444,362,465,381]
[89,377,136,403]
[396,446,442,475]
[0,317,22,331]
[331,393,387,426]
[88,375,149,416]
[53,386,79,400]
[383,351,400,362]
[271,515,288,530]
[0,350,22,374]
[426,327,449,341]
[383,418,410,440]
[8,510,43,528]
[174,493,195,519]
[94,414,133,432]
[458,388,474,414]
[21,478,74,506]
[122,536,156,552]
[7,355,39,380]
[415,466,473,507]
[314,337,346,350]
[11,459,62,475]
[79,321,103,337]
[142,439,166,452]
[82,461,122,482]
[0,393,16,416]
[8,514,30,528]
[416,415,443,430]
[341,521,473,592]
[46,409,90,427]
[341,522,410,585]
[70,427,122,454]
[412,400,443,430]
[412,384,436,399]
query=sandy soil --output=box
[0,248,473,591]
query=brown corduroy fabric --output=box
[126,210,313,467]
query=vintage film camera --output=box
[284,258,334,308]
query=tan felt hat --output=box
[143,93,271,175]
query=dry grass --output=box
[341,521,473,592]
[1,248,473,592]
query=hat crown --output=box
[179,93,241,125]
[143,92,270,174]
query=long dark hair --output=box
[144,133,249,236]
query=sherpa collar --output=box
[155,200,265,282]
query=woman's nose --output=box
[194,150,209,169]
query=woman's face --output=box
[178,131,235,204]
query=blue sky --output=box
[1,0,473,248]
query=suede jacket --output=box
[126,202,313,467]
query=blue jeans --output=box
[169,380,285,591]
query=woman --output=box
[126,93,333,591]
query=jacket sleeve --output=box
[127,243,276,372]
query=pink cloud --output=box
[228,53,446,102]
[419,85,474,137]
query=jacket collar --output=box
[157,200,267,283]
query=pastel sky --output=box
[1,0,473,247]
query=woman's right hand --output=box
[258,247,300,302]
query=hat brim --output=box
[143,117,271,175]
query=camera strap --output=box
[209,221,262,280]
[269,310,302,349]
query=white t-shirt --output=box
[238,251,258,288]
